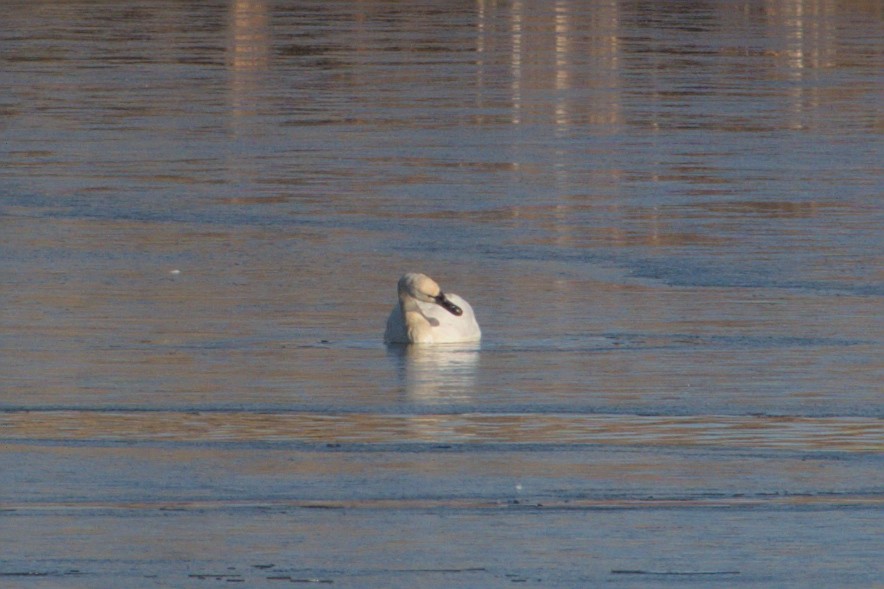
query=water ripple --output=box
[2,410,880,452]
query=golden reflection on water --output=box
[2,411,881,452]
[230,0,269,72]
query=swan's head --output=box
[398,272,463,316]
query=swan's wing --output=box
[419,293,481,342]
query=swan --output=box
[384,273,481,344]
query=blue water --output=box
[1,1,882,587]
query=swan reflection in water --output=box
[387,343,481,442]
[388,343,480,405]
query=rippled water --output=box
[1,0,882,587]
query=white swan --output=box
[384,273,481,344]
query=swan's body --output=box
[384,273,481,344]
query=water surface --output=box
[1,0,882,587]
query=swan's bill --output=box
[435,292,463,316]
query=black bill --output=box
[435,292,463,316]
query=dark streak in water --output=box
[611,569,740,576]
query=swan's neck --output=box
[399,294,433,343]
